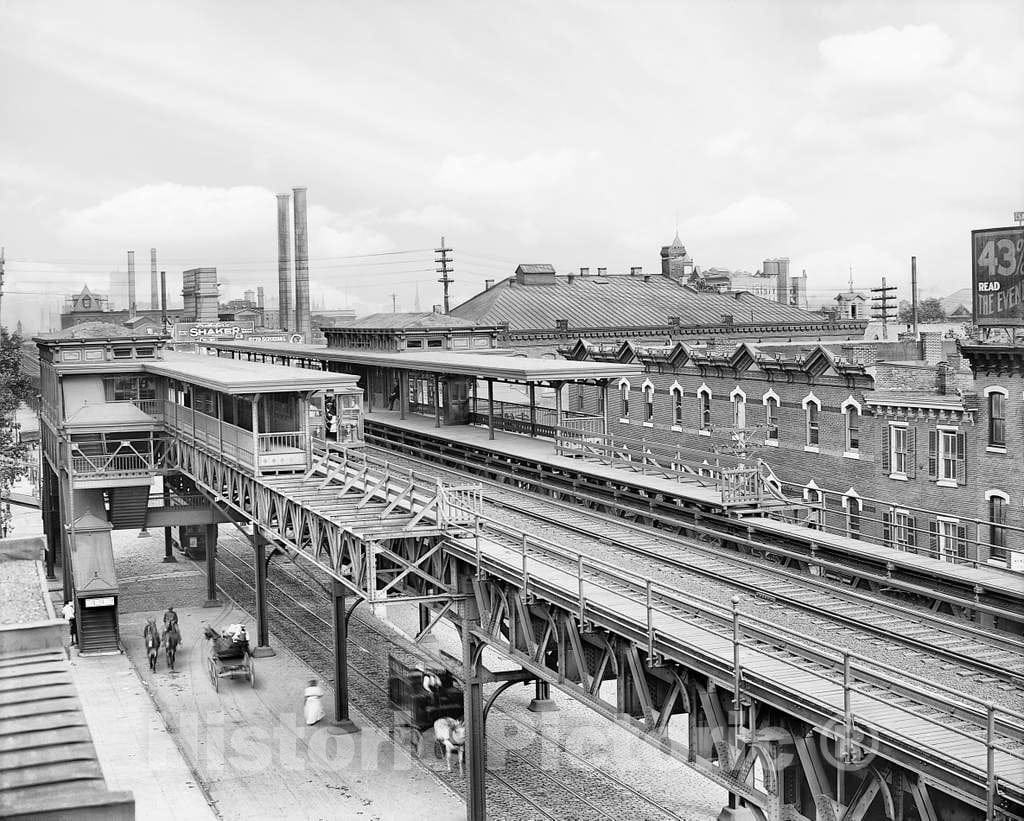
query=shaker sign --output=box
[972,226,1024,327]
[173,320,255,340]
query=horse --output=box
[433,717,466,775]
[163,623,181,671]
[143,619,161,672]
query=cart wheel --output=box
[249,659,256,688]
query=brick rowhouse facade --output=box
[561,336,1022,572]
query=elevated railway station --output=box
[31,325,1024,820]
[207,338,1024,630]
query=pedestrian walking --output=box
[62,600,77,646]
[304,678,325,725]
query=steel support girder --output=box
[168,439,457,603]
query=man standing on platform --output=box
[62,600,76,646]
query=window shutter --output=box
[927,430,937,479]
[956,524,968,560]
[956,432,967,486]
[907,516,917,547]
[907,429,917,478]
[882,511,892,548]
[881,426,891,472]
[928,520,938,557]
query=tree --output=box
[897,298,947,325]
[0,328,33,536]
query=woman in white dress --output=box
[304,678,325,726]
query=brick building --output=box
[560,334,1022,572]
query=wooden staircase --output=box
[78,605,119,655]
[107,486,150,529]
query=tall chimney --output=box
[911,256,919,337]
[160,270,168,333]
[276,193,292,331]
[127,250,136,320]
[150,248,158,310]
[256,286,265,327]
[293,186,310,341]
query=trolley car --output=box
[387,655,462,756]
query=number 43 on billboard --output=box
[977,236,1022,277]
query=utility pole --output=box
[391,293,398,313]
[435,236,454,314]
[870,276,898,341]
[0,247,5,329]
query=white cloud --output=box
[60,184,276,247]
[434,150,599,197]
[683,196,798,242]
[393,204,476,233]
[819,24,955,86]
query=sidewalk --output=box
[119,601,464,821]
[67,648,217,820]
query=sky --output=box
[1,0,1021,329]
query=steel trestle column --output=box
[330,581,359,733]
[252,529,275,657]
[462,616,485,820]
[162,483,176,563]
[203,522,219,607]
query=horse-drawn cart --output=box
[207,648,255,691]
[386,655,462,757]
[204,627,255,691]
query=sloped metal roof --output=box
[342,312,482,330]
[451,274,829,331]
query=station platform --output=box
[365,410,1024,607]
[365,408,725,507]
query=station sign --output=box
[173,320,255,340]
[85,596,115,608]
[972,225,1024,327]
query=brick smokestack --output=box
[127,250,136,320]
[276,193,292,331]
[293,186,310,341]
[150,249,159,309]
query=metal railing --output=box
[467,400,601,440]
[69,439,157,477]
[553,426,781,505]
[436,499,1023,810]
[768,477,1024,572]
[257,431,307,453]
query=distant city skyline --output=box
[1,1,1021,329]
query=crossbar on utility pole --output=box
[436,236,454,314]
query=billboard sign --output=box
[972,225,1024,327]
[173,320,255,340]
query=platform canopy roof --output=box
[145,352,359,394]
[209,341,643,384]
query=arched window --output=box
[802,393,820,449]
[986,490,1009,563]
[671,383,683,428]
[842,397,861,456]
[762,390,779,444]
[985,387,1007,448]
[730,388,746,430]
[843,491,861,539]
[697,385,712,433]
[642,380,655,424]
[618,379,630,421]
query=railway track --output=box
[211,532,699,821]
[363,443,1024,705]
